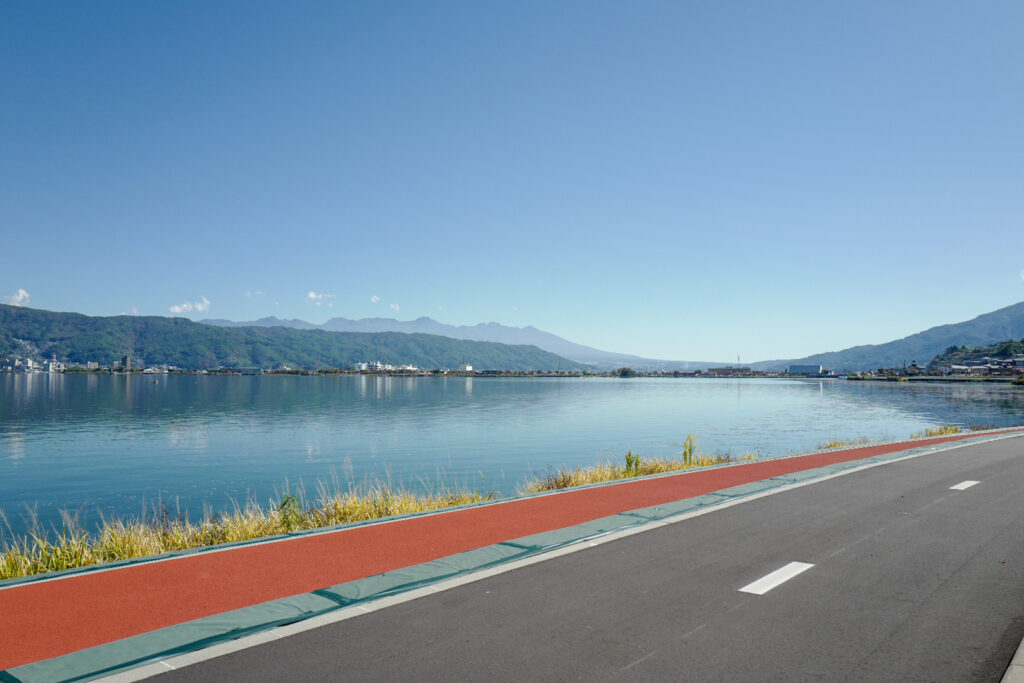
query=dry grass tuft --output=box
[910,424,962,439]
[521,436,756,494]
[0,481,493,581]
[817,437,876,450]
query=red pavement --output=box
[1,430,1019,670]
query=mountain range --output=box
[0,305,585,371]
[200,316,722,371]
[204,301,1024,373]
[5,300,1023,373]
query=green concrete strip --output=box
[618,497,710,520]
[3,594,343,683]
[314,543,537,606]
[4,431,1020,682]
[714,479,790,498]
[505,513,651,550]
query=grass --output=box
[521,435,755,493]
[821,424,972,450]
[0,480,493,581]
[817,437,875,450]
[910,424,962,439]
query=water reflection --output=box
[2,432,25,462]
[166,423,208,453]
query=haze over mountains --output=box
[200,316,723,371]
[205,301,1024,372]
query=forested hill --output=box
[929,339,1024,365]
[200,315,723,371]
[0,305,585,371]
[751,300,1024,372]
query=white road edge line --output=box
[739,562,814,595]
[950,480,980,491]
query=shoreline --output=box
[9,369,1022,382]
[0,426,978,581]
[0,447,748,581]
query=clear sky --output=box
[3,1,1022,362]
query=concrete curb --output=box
[1004,637,1024,683]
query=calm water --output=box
[2,374,1023,538]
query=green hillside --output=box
[0,305,585,371]
[751,301,1024,372]
[930,339,1024,365]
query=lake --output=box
[2,373,1023,538]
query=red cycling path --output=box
[2,430,1020,670]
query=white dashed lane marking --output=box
[739,562,814,595]
[950,480,980,491]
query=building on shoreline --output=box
[788,364,824,375]
[704,366,751,377]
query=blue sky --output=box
[3,1,1022,362]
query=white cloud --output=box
[246,290,266,298]
[1020,270,1024,282]
[5,288,29,306]
[389,303,400,312]
[370,295,381,304]
[169,296,211,314]
[306,291,336,306]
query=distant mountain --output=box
[0,305,586,371]
[201,316,318,330]
[200,315,723,371]
[751,301,1024,372]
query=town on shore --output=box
[3,353,1023,383]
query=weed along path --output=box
[1,429,1022,676]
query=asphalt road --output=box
[157,436,1024,682]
